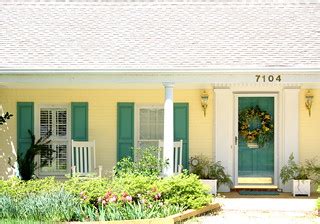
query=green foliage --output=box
[238,106,273,147]
[80,201,183,221]
[64,177,111,204]
[17,130,54,180]
[0,141,214,222]
[156,173,212,209]
[0,112,13,125]
[0,190,81,222]
[0,177,60,199]
[114,146,167,177]
[190,155,232,187]
[280,153,310,184]
[111,174,157,202]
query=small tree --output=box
[17,130,54,180]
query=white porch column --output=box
[214,87,233,192]
[281,87,300,192]
[163,82,174,176]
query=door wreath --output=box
[238,106,273,148]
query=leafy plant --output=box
[17,130,53,180]
[156,173,212,209]
[208,161,233,187]
[64,177,111,204]
[305,159,320,185]
[0,112,13,125]
[190,155,232,187]
[114,146,167,177]
[111,174,157,203]
[0,190,81,222]
[0,177,60,199]
[280,153,310,184]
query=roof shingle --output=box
[0,0,319,70]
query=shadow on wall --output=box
[0,105,16,180]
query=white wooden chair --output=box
[71,140,96,175]
[158,140,183,174]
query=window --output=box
[137,106,164,148]
[39,107,69,173]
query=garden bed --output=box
[0,148,215,222]
[67,203,221,224]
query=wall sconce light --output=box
[201,91,209,117]
[305,89,313,117]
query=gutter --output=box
[1,68,320,75]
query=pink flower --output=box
[109,195,118,203]
[154,193,161,200]
[105,191,112,199]
[102,200,107,205]
[125,195,132,202]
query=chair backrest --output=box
[71,140,96,174]
[158,140,183,174]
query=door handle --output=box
[235,136,238,145]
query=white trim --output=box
[35,103,71,177]
[233,93,279,186]
[214,87,234,191]
[1,73,320,89]
[1,68,320,74]
[281,88,300,192]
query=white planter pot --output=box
[200,179,217,195]
[293,179,311,197]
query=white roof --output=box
[0,0,319,70]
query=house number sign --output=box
[255,75,281,83]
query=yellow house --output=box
[0,0,320,192]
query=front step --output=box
[232,185,279,192]
[238,177,273,184]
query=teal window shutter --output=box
[117,103,134,161]
[71,102,88,141]
[17,102,34,158]
[174,103,189,170]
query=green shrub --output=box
[0,177,60,199]
[111,174,158,202]
[156,173,212,209]
[114,147,167,177]
[0,190,81,222]
[64,177,111,204]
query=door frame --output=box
[234,93,279,186]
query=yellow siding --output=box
[299,89,320,162]
[0,89,213,179]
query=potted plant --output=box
[280,153,311,196]
[190,155,232,195]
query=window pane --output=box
[40,110,52,137]
[56,110,67,137]
[40,144,53,171]
[139,108,164,141]
[56,144,67,171]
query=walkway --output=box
[186,193,320,224]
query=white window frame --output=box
[135,104,164,149]
[35,104,71,177]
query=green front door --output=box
[238,97,274,179]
